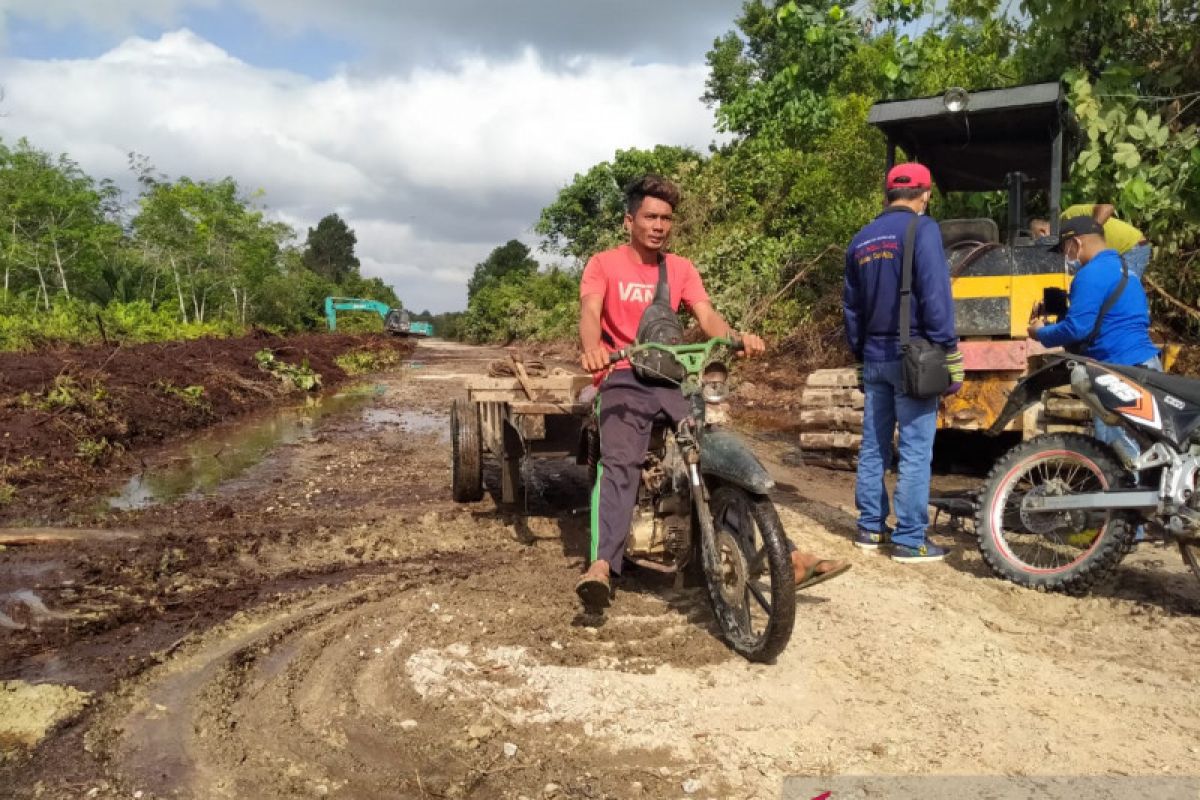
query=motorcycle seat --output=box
[1105,364,1200,408]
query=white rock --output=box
[584,722,595,736]
[543,783,560,797]
[400,719,418,731]
[314,786,329,797]
[503,742,518,758]
[550,641,564,651]
[682,778,702,794]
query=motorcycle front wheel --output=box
[703,485,796,663]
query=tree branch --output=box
[741,244,840,329]
[1144,274,1200,323]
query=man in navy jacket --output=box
[843,163,963,563]
[1030,216,1160,466]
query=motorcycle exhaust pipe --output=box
[1069,363,1121,425]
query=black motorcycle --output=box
[976,353,1200,594]
[583,337,796,662]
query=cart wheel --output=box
[451,398,483,502]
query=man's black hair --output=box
[624,174,681,216]
[886,187,928,204]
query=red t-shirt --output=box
[579,245,710,369]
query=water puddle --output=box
[108,385,387,510]
[363,408,448,440]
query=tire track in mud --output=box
[95,553,482,799]
[89,547,723,800]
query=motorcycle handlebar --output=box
[607,336,744,365]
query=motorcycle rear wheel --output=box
[976,433,1137,595]
[704,485,796,662]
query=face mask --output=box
[1066,259,1081,275]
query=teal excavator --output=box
[323,297,433,337]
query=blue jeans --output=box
[1092,354,1162,541]
[1123,243,1151,279]
[855,360,939,549]
[1092,354,1162,467]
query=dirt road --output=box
[3,339,1200,799]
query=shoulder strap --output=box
[1082,256,1130,349]
[652,251,670,306]
[899,215,921,346]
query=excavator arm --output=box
[324,297,392,331]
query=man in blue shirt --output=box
[843,163,964,563]
[1029,216,1161,467]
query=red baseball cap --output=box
[886,163,932,190]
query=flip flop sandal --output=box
[575,574,612,612]
[795,560,851,592]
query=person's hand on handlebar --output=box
[736,332,766,357]
[580,347,611,373]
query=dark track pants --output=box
[591,369,690,575]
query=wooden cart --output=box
[450,367,593,504]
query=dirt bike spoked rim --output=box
[988,447,1119,574]
[706,486,794,658]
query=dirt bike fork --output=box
[674,419,720,576]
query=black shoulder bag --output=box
[1064,258,1130,356]
[899,217,951,399]
[630,253,687,385]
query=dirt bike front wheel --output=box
[702,485,796,663]
[976,433,1137,595]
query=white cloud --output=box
[0,29,717,311]
[0,1,741,67]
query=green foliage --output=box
[0,139,406,350]
[33,375,112,419]
[536,147,703,261]
[460,268,578,344]
[467,240,540,300]
[75,436,114,465]
[155,380,210,410]
[255,349,322,391]
[335,348,402,375]
[1067,70,1199,259]
[0,482,15,506]
[302,213,361,284]
[0,299,240,351]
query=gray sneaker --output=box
[890,543,948,563]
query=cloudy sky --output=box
[0,1,742,312]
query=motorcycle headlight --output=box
[701,363,730,404]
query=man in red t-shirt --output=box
[575,174,850,610]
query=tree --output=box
[302,214,360,284]
[536,146,703,262]
[466,240,539,300]
[0,139,118,310]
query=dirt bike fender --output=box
[700,428,774,494]
[986,355,1074,435]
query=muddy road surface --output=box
[3,339,1200,799]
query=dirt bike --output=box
[976,353,1200,595]
[582,337,796,662]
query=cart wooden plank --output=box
[508,401,589,416]
[462,375,585,391]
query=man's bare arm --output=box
[579,294,609,372]
[1093,204,1116,224]
[690,301,765,356]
